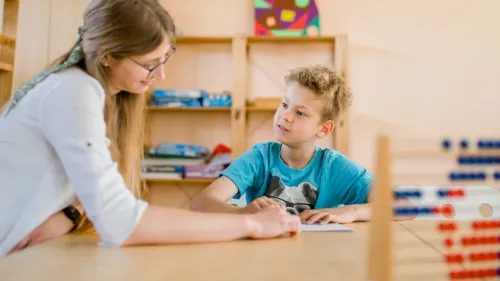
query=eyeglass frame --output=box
[127,45,176,80]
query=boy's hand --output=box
[239,196,285,214]
[300,206,357,224]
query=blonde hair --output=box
[284,65,352,122]
[49,0,176,232]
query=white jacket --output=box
[0,67,148,257]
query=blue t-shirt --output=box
[220,142,373,215]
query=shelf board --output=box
[175,36,232,44]
[247,36,335,44]
[0,61,14,72]
[246,105,277,112]
[172,36,335,45]
[0,35,16,49]
[144,178,215,184]
[148,106,231,112]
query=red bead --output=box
[441,204,454,217]
[470,253,480,261]
[433,207,441,214]
[449,271,460,279]
[446,254,464,263]
[445,238,454,247]
[487,268,497,277]
[449,189,464,197]
[438,222,457,231]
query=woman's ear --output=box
[101,55,111,67]
[316,120,335,138]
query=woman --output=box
[0,0,300,257]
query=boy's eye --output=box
[296,111,304,116]
[281,103,288,109]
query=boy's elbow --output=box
[189,193,205,211]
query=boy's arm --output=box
[190,176,242,213]
[190,176,285,214]
[348,191,417,222]
[300,189,417,224]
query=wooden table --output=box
[0,221,452,281]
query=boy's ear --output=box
[316,120,335,138]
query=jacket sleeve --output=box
[39,76,148,246]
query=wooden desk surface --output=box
[0,222,452,281]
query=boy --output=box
[190,65,374,224]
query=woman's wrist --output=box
[243,214,257,238]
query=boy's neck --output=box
[280,143,316,170]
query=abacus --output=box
[368,135,500,281]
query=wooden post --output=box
[333,34,350,156]
[231,34,247,160]
[367,135,394,281]
[0,0,19,107]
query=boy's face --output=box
[273,82,334,147]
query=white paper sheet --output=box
[301,223,354,232]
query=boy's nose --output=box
[282,111,293,122]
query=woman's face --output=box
[104,38,175,95]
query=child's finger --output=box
[307,212,329,224]
[299,210,316,221]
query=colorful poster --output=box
[254,0,321,37]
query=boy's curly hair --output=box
[284,65,352,122]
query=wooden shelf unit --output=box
[144,178,215,184]
[146,34,350,166]
[0,0,19,107]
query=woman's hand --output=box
[8,211,75,254]
[246,205,301,239]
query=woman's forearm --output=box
[122,206,253,246]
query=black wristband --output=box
[62,205,81,232]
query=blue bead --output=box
[442,139,451,149]
[479,173,487,180]
[495,141,500,148]
[420,208,432,214]
[460,139,469,149]
[494,172,500,180]
[412,191,421,198]
[478,140,484,148]
[485,141,494,149]
[437,190,447,197]
[476,157,484,164]
[449,173,457,181]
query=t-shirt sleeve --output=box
[219,145,265,199]
[39,75,148,247]
[341,168,373,205]
[327,153,374,205]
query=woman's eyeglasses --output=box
[128,46,176,80]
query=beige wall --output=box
[13,0,500,177]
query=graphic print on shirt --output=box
[265,176,319,215]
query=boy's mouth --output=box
[277,124,289,132]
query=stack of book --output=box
[149,89,232,108]
[142,143,232,180]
